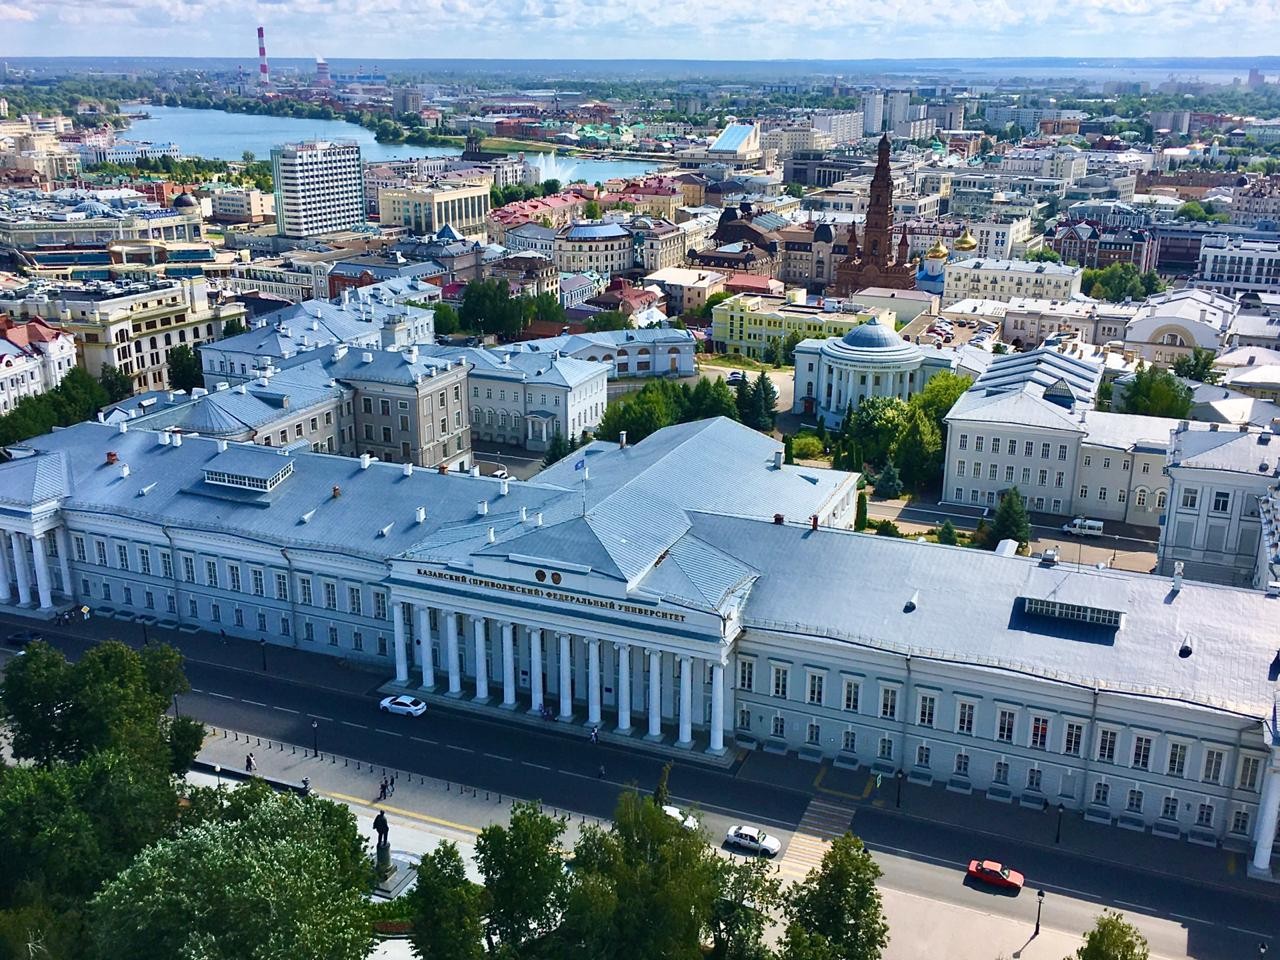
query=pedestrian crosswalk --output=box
[776,796,857,885]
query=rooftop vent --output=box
[217,439,228,453]
[477,500,489,516]
[158,432,171,447]
[379,523,394,538]
[536,512,544,526]
[332,485,341,498]
[172,433,183,447]
[118,464,130,479]
[1178,639,1193,659]
[139,482,156,496]
[415,506,426,524]
[361,351,374,364]
[487,526,496,543]
[904,590,919,613]
[499,478,509,496]
[402,462,414,477]
[117,421,128,434]
[520,506,528,522]
[105,451,118,465]
[360,453,373,470]
[301,509,316,524]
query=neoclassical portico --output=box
[386,592,731,756]
[0,523,72,612]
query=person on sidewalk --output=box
[590,726,599,744]
[248,753,257,774]
[379,778,388,801]
[597,764,605,779]
[389,774,397,796]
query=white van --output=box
[1061,517,1103,537]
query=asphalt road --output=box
[7,622,1276,960]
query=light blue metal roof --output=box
[710,124,756,154]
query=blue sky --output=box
[2,0,1277,60]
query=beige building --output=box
[629,217,686,273]
[553,221,634,277]
[211,189,276,224]
[942,258,1082,307]
[1000,297,1139,349]
[711,289,894,359]
[2,277,246,393]
[643,267,726,315]
[378,183,492,242]
[1229,176,1280,228]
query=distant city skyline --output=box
[2,1,1279,64]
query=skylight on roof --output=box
[1023,596,1122,628]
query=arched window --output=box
[1156,490,1167,509]
[485,409,495,427]
[1135,487,1148,508]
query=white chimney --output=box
[500,478,509,496]
[477,500,489,516]
[158,432,171,446]
[360,453,373,470]
[403,461,414,477]
[172,433,183,447]
[415,506,426,524]
[405,345,419,363]
[1173,560,1184,593]
[118,421,128,434]
[334,344,348,360]
[520,505,528,521]
[487,526,496,543]
[361,351,374,364]
[619,431,627,449]
[774,450,784,469]
[535,511,544,526]
[470,465,481,477]
[217,439,228,453]
[119,463,130,478]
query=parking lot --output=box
[901,312,1000,352]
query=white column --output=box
[558,632,572,719]
[647,649,662,739]
[473,616,489,700]
[392,602,409,683]
[709,661,725,753]
[1251,750,1280,873]
[501,621,516,707]
[55,527,72,599]
[445,610,461,694]
[10,533,31,607]
[31,533,53,611]
[529,628,544,714]
[0,531,12,604]
[417,607,434,689]
[587,638,601,726]
[677,656,693,747]
[616,643,632,733]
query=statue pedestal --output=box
[376,840,392,880]
[372,843,415,900]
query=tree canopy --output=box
[0,366,111,446]
[1115,364,1193,419]
[781,833,888,960]
[1082,263,1164,304]
[166,344,203,393]
[1171,347,1219,384]
[990,488,1032,552]
[595,376,740,444]
[1072,910,1150,960]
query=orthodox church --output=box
[914,226,977,295]
[830,134,917,295]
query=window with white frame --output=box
[117,544,130,571]
[74,536,86,562]
[299,577,313,606]
[205,560,218,587]
[96,540,107,565]
[1029,716,1049,750]
[348,586,363,616]
[1132,735,1152,770]
[807,673,825,706]
[1160,796,1178,820]
[1097,729,1117,763]
[1181,488,1198,510]
[880,687,898,720]
[738,658,755,692]
[251,569,264,597]
[1202,748,1224,784]
[842,730,856,752]
[918,694,936,728]
[954,752,969,776]
[374,591,388,620]
[323,581,337,610]
[916,744,931,767]
[275,573,288,601]
[229,564,242,592]
[738,708,752,730]
[806,721,820,745]
[878,737,893,761]
[771,715,785,738]
[1240,756,1261,791]
[956,701,975,735]
[843,678,860,712]
[1126,789,1144,813]
[997,709,1016,743]
[1167,742,1187,777]
[771,665,789,699]
[1196,803,1214,828]
[1232,809,1250,835]
[1026,768,1042,792]
[994,760,1009,784]
[181,555,195,582]
[1092,781,1110,805]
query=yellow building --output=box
[377,182,491,242]
[711,289,896,359]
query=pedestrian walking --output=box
[389,774,397,796]
[597,764,605,780]
[379,778,388,800]
[590,726,599,744]
[248,753,257,773]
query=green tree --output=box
[848,396,908,468]
[407,841,485,959]
[544,431,571,467]
[908,372,971,445]
[460,279,527,339]
[854,492,868,531]
[874,519,903,537]
[87,790,373,960]
[221,316,247,338]
[782,833,888,960]
[165,344,202,393]
[524,291,567,329]
[1081,263,1165,304]
[1115,364,1192,418]
[474,801,568,956]
[785,182,806,199]
[97,364,133,403]
[1072,910,1150,960]
[433,301,461,335]
[783,434,795,465]
[747,372,778,432]
[937,519,959,546]
[875,460,902,499]
[707,857,784,960]
[584,200,603,219]
[1024,247,1062,263]
[585,310,631,333]
[540,178,563,196]
[1171,347,1219,383]
[990,488,1032,552]
[891,407,942,494]
[699,291,736,322]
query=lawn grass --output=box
[698,354,788,372]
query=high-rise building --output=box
[861,91,884,135]
[271,140,365,239]
[886,90,912,131]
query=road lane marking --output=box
[190,687,203,693]
[1114,900,1149,910]
[523,761,552,770]
[208,692,233,700]
[242,699,267,707]
[410,736,437,745]
[1168,913,1197,922]
[272,706,300,714]
[375,729,404,737]
[483,753,512,762]
[322,790,480,835]
[445,744,471,753]
[307,714,333,722]
[1230,926,1269,937]
[341,720,367,729]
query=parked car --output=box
[6,630,41,648]
[491,466,510,480]
[1062,517,1103,537]
[379,695,427,717]
[662,804,700,831]
[724,825,781,857]
[967,859,1025,891]
[726,370,747,386]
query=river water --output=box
[125,105,661,183]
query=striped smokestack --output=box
[257,26,270,86]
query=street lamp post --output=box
[895,769,904,809]
[172,692,180,720]
[312,719,319,756]
[1259,941,1268,960]
[260,638,267,671]
[1055,802,1065,844]
[213,764,221,790]
[1035,889,1045,937]
[141,624,150,646]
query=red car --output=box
[967,859,1025,891]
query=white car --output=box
[662,804,699,831]
[379,695,427,717]
[724,825,781,857]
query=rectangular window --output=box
[991,438,1001,455]
[1240,756,1262,791]
[954,752,970,776]
[1196,803,1214,828]
[1127,789,1144,813]
[1037,469,1047,487]
[880,687,898,720]
[117,544,130,571]
[1057,444,1067,461]
[1161,796,1178,820]
[771,665,789,699]
[188,597,198,618]
[1098,487,1108,502]
[972,462,982,478]
[974,436,984,452]
[1093,782,1110,805]
[956,702,975,735]
[353,631,364,652]
[842,730,856,753]
[348,586,363,616]
[1026,768,1042,792]
[988,464,998,481]
[211,602,220,622]
[304,622,314,642]
[1023,441,1033,457]
[1097,729,1117,763]
[328,625,339,647]
[738,709,752,730]
[1233,810,1250,835]
[957,459,966,476]
[234,608,244,627]
[843,679,860,712]
[1103,457,1111,470]
[918,694,936,728]
[1167,743,1187,777]
[806,673,824,706]
[1040,443,1050,459]
[994,761,1009,784]
[299,577,313,606]
[1132,735,1152,771]
[275,573,288,601]
[1020,467,1031,484]
[1030,716,1049,750]
[1212,491,1230,513]
[806,722,820,745]
[916,744,931,767]
[772,716,786,738]
[182,556,195,582]
[1064,722,1083,757]
[281,618,291,637]
[205,559,218,587]
[251,569,264,597]
[958,434,968,450]
[257,612,267,631]
[1181,488,1198,510]
[323,581,337,610]
[738,659,755,692]
[74,536,87,562]
[878,737,893,761]
[145,590,155,609]
[1079,484,1088,500]
[997,709,1016,743]
[96,541,107,565]
[1203,749,1224,784]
